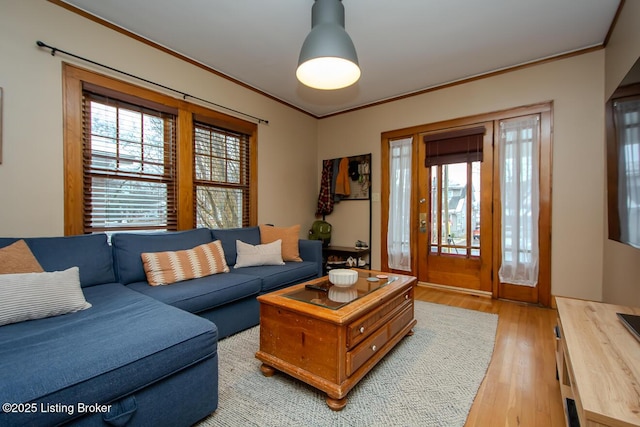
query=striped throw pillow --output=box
[141,240,229,286]
[0,267,91,327]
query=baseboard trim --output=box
[417,281,492,298]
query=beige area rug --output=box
[198,300,498,427]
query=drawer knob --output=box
[371,345,377,352]
[359,326,365,334]
[405,294,409,300]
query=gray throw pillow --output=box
[234,239,285,268]
[0,267,92,326]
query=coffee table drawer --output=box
[346,303,414,376]
[347,288,413,348]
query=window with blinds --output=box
[82,91,177,234]
[193,121,250,229]
[64,65,258,235]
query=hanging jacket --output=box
[316,159,334,216]
[334,157,351,197]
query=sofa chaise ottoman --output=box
[0,234,218,427]
[0,225,322,426]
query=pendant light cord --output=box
[36,41,269,125]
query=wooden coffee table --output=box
[255,269,417,410]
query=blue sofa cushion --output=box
[0,283,217,426]
[211,226,261,267]
[230,261,319,293]
[111,229,213,284]
[298,239,323,278]
[126,272,262,314]
[0,234,115,287]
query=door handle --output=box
[419,213,427,233]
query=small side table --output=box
[322,245,370,274]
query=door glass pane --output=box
[471,161,481,250]
[430,165,438,253]
[442,163,466,254]
[429,162,480,258]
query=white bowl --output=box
[328,269,358,287]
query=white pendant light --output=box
[296,0,360,90]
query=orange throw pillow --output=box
[141,240,229,286]
[0,240,44,274]
[259,224,302,262]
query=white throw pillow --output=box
[0,267,92,326]
[234,239,285,268]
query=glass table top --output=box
[284,270,398,310]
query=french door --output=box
[417,123,493,293]
[492,111,552,305]
[382,103,552,306]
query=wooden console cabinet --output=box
[555,297,640,426]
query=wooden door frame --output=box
[381,101,553,307]
[381,133,420,276]
[492,105,553,307]
[417,122,493,293]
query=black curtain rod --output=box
[36,40,269,125]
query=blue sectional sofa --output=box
[0,227,322,426]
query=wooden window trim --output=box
[82,92,178,232]
[63,63,257,235]
[193,121,252,228]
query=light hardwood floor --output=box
[414,284,566,427]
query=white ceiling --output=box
[60,0,621,118]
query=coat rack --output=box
[315,153,372,270]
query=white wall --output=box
[318,51,606,301]
[0,1,318,237]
